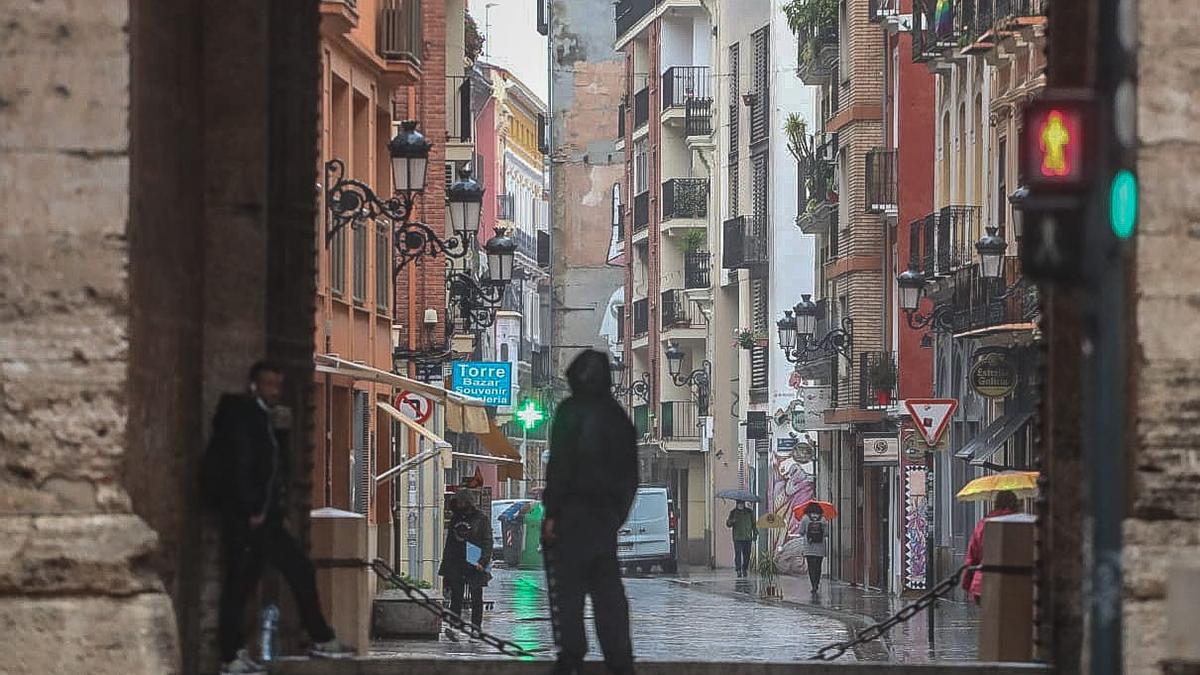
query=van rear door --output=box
[619,488,670,559]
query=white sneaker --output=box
[220,649,265,675]
[309,638,353,659]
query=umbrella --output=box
[715,489,760,503]
[756,512,787,529]
[792,499,838,520]
[955,471,1039,502]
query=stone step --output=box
[269,657,1053,675]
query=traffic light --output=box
[515,398,546,431]
[1109,169,1138,240]
[1022,93,1093,193]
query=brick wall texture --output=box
[1126,1,1200,671]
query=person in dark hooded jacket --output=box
[542,350,639,675]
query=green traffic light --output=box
[515,399,545,430]
[1110,169,1138,240]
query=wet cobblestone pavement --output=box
[373,567,857,663]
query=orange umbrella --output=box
[793,500,838,520]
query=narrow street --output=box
[374,568,858,663]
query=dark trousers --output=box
[447,576,484,628]
[545,509,634,675]
[806,555,824,591]
[733,540,753,575]
[218,519,334,662]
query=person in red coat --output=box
[962,490,1020,604]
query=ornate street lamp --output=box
[610,355,650,403]
[896,264,953,332]
[447,167,484,240]
[664,341,712,415]
[445,227,519,331]
[484,228,518,285]
[325,120,475,267]
[975,226,1009,280]
[777,295,853,364]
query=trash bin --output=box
[499,503,526,567]
[518,502,544,570]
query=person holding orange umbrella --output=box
[793,500,837,595]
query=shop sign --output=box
[451,361,513,406]
[970,350,1018,399]
[862,434,900,465]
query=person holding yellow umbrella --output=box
[960,487,1023,604]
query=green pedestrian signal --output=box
[515,399,545,430]
[1109,169,1138,240]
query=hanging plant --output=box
[869,353,898,390]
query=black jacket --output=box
[438,506,493,584]
[542,350,639,530]
[206,393,282,520]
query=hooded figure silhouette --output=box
[542,349,638,675]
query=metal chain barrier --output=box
[808,563,979,661]
[368,558,547,659]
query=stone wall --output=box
[0,1,321,673]
[1127,1,1200,671]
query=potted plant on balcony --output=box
[681,229,706,254]
[869,353,897,406]
[733,328,756,351]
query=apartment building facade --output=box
[614,0,718,567]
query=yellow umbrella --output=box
[955,471,1039,502]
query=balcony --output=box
[615,0,655,41]
[721,215,768,277]
[497,193,516,222]
[633,86,650,131]
[377,0,422,67]
[633,403,651,437]
[796,150,837,235]
[661,289,704,331]
[617,102,627,139]
[869,0,900,22]
[632,297,650,338]
[947,0,1048,56]
[685,98,713,137]
[911,0,943,64]
[684,251,711,289]
[445,75,473,161]
[513,227,537,260]
[320,0,359,34]
[920,212,938,277]
[661,400,701,441]
[662,66,711,109]
[796,24,839,86]
[633,190,650,234]
[661,178,708,224]
[948,258,1040,335]
[865,148,897,215]
[940,205,980,272]
[859,352,897,410]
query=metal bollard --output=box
[978,513,1036,662]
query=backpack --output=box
[805,519,825,544]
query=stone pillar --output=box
[311,508,371,654]
[978,514,1036,662]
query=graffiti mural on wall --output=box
[903,464,930,590]
[770,434,816,574]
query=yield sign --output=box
[395,390,433,424]
[904,398,958,447]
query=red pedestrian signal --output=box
[1022,92,1093,192]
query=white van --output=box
[617,486,678,574]
[490,499,534,551]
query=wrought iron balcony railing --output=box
[633,190,650,232]
[617,102,627,139]
[865,148,897,214]
[859,351,897,411]
[941,204,980,273]
[661,289,704,329]
[662,66,711,109]
[685,98,713,136]
[632,297,650,337]
[684,251,711,289]
[662,178,709,221]
[722,215,768,275]
[615,0,656,40]
[497,193,516,221]
[948,257,1040,333]
[633,86,650,129]
[661,400,701,440]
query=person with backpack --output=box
[542,350,639,675]
[202,361,350,675]
[800,502,829,595]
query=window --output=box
[330,225,346,297]
[996,137,1008,236]
[376,221,390,311]
[633,139,649,195]
[352,219,368,303]
[351,391,371,516]
[751,152,768,221]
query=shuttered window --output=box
[351,391,372,516]
[727,43,740,215]
[376,221,390,311]
[750,26,770,145]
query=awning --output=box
[955,409,1036,467]
[315,354,488,434]
[451,451,523,466]
[477,423,525,481]
[374,401,452,486]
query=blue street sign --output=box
[451,361,513,406]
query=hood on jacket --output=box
[566,349,614,399]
